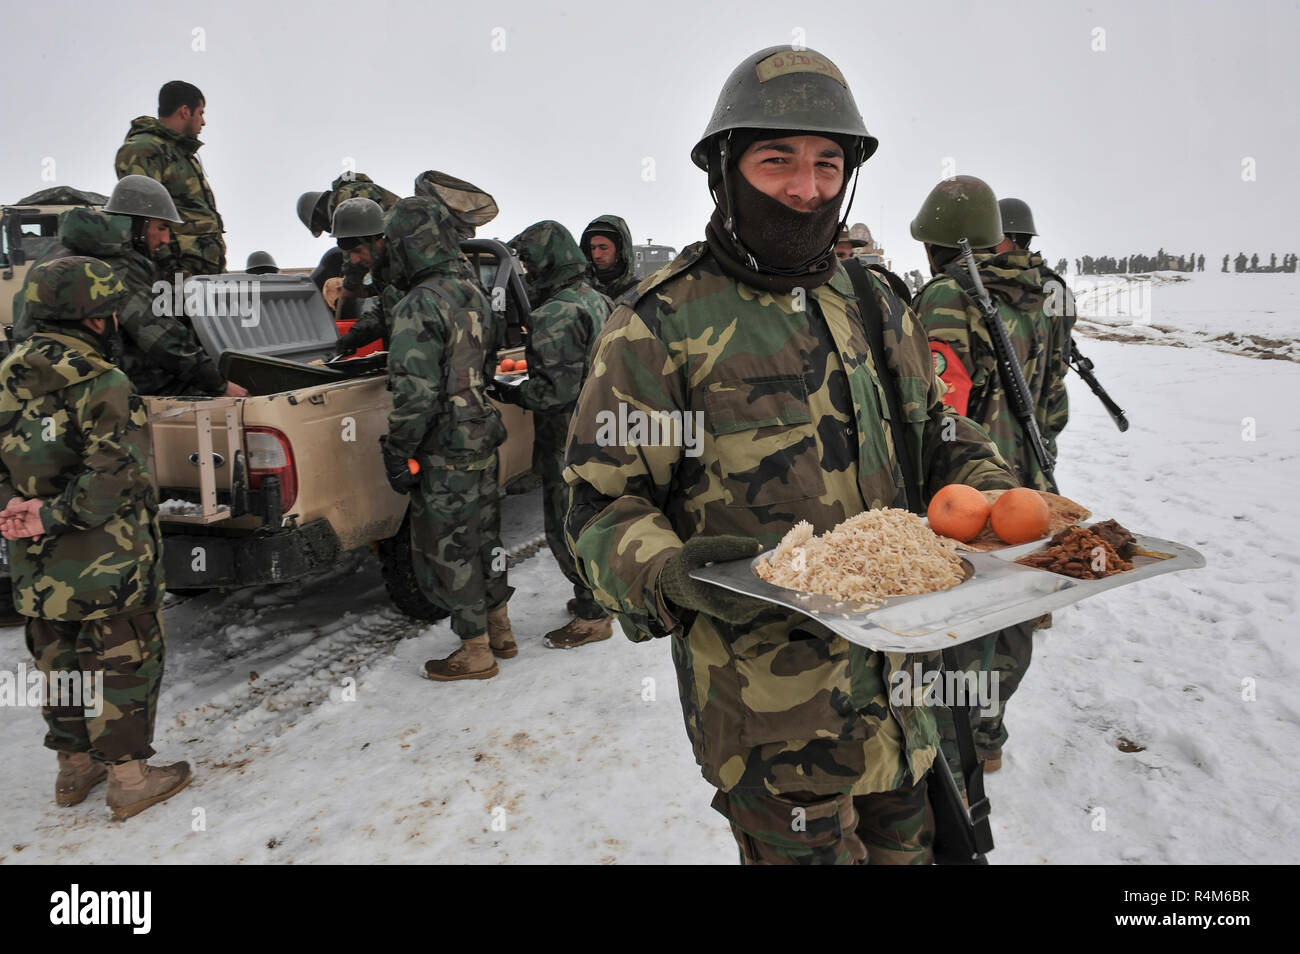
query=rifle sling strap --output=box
[843,259,923,515]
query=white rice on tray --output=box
[754,508,966,608]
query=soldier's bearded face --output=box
[736,135,844,212]
[588,236,617,268]
[145,219,171,255]
[181,102,206,137]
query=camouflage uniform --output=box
[916,249,1057,759]
[384,198,511,639]
[115,117,225,277]
[563,244,1018,858]
[0,258,167,765]
[580,214,640,301]
[12,208,225,396]
[508,221,610,619]
[1035,255,1076,459]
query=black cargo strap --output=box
[842,258,923,515]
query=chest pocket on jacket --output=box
[704,375,826,507]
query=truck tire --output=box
[378,516,450,623]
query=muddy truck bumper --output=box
[162,519,341,589]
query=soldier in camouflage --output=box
[115,81,225,278]
[378,197,515,681]
[494,221,611,649]
[298,173,401,304]
[911,177,1056,772]
[331,198,402,357]
[563,46,1018,864]
[0,257,191,820]
[11,177,242,398]
[580,214,640,300]
[996,197,1075,461]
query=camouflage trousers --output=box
[409,455,513,640]
[24,608,165,765]
[170,232,227,279]
[936,619,1036,764]
[534,414,602,619]
[711,781,934,865]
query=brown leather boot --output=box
[544,616,613,649]
[980,748,1003,773]
[423,635,499,681]
[107,759,193,821]
[487,606,517,659]
[56,751,107,807]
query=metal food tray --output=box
[494,373,528,386]
[690,527,1206,652]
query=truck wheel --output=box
[378,517,450,623]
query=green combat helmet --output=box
[910,175,1003,249]
[691,45,879,170]
[245,250,278,274]
[331,197,386,240]
[103,174,183,224]
[23,257,128,323]
[297,190,329,236]
[998,197,1038,238]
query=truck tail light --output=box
[245,426,298,511]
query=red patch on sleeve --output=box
[931,341,972,416]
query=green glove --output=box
[657,535,769,625]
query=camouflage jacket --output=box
[917,250,1057,492]
[115,116,225,269]
[1035,254,1076,458]
[509,221,610,420]
[327,173,400,293]
[385,197,505,467]
[563,243,1017,797]
[581,214,640,301]
[0,328,164,620]
[13,209,224,395]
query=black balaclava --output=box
[705,128,859,294]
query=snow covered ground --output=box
[1,270,1297,864]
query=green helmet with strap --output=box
[998,197,1038,237]
[910,175,1003,249]
[103,174,183,224]
[691,46,878,171]
[245,250,278,274]
[23,256,128,324]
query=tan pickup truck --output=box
[140,239,533,620]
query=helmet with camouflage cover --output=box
[998,197,1038,238]
[331,197,386,240]
[103,175,183,224]
[910,175,1003,249]
[23,257,128,324]
[691,45,878,171]
[297,190,329,236]
[245,250,279,274]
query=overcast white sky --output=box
[1,0,1295,277]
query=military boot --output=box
[106,760,193,821]
[56,751,108,807]
[424,635,499,681]
[487,606,517,659]
[544,616,613,650]
[980,748,1003,773]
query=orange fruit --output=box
[927,484,991,542]
[990,488,1050,544]
[514,359,527,372]
[499,358,515,372]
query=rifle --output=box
[1069,337,1130,432]
[929,652,995,865]
[955,239,1056,483]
